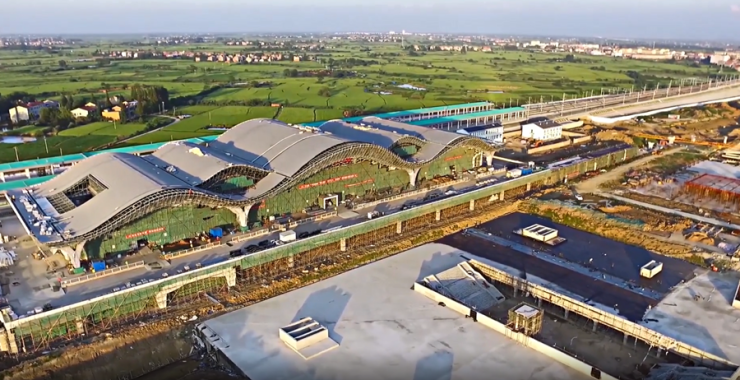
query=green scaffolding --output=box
[6,147,640,353]
[256,160,413,219]
[85,206,238,259]
[419,147,478,183]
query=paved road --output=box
[575,147,686,194]
[38,177,498,312]
[119,115,181,143]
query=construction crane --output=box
[631,133,731,149]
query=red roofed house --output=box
[9,100,59,124]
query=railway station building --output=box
[6,118,497,266]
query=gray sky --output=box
[1,0,739,41]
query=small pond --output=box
[0,136,37,144]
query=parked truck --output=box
[279,230,297,243]
[367,211,385,220]
[506,168,522,178]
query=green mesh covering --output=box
[256,160,412,220]
[207,176,255,193]
[85,206,237,259]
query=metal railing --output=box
[60,261,146,287]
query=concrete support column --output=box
[49,165,54,175]
[499,190,505,201]
[396,221,403,234]
[340,238,347,252]
[469,199,475,211]
[0,172,5,183]
[227,205,250,228]
[536,298,542,307]
[526,182,531,191]
[406,168,420,188]
[224,268,236,287]
[564,309,569,319]
[513,286,518,297]
[24,168,30,179]
[623,334,629,345]
[6,330,18,354]
[0,331,8,353]
[435,209,441,221]
[592,320,598,332]
[155,292,169,309]
[484,152,495,167]
[76,319,85,335]
[62,241,87,269]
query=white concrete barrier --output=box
[414,281,618,380]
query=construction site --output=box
[588,102,740,150]
[0,145,646,380]
[434,216,740,380]
[3,80,740,380]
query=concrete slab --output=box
[480,212,699,294]
[641,271,740,365]
[0,214,28,238]
[200,243,590,380]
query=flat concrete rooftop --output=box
[199,243,590,380]
[642,271,740,366]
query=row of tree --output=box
[129,84,170,118]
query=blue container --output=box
[209,227,224,238]
[91,261,106,272]
[521,168,533,175]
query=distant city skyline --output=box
[1,0,739,41]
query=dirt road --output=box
[575,147,685,193]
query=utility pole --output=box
[14,146,19,162]
[560,93,566,116]
[44,136,48,154]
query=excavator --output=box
[530,140,544,148]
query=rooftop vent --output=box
[165,166,177,173]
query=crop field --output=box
[0,120,150,162]
[0,42,719,161]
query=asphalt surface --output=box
[43,177,492,311]
[439,232,656,322]
[478,213,698,293]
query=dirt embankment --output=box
[2,321,193,380]
[597,204,692,232]
[2,201,524,380]
[520,200,694,258]
[588,102,740,145]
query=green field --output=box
[0,120,153,162]
[0,42,720,161]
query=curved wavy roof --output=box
[14,118,497,245]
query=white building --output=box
[71,104,97,118]
[10,100,59,123]
[456,124,504,143]
[521,120,562,141]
